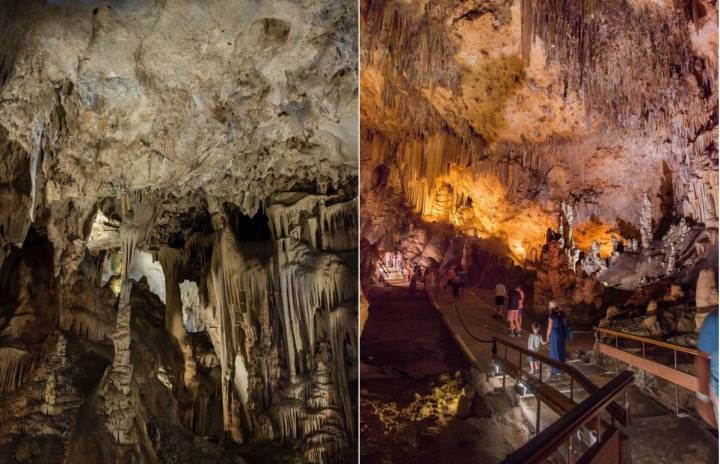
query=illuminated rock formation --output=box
[360,0,717,335]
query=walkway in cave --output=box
[360,284,527,463]
[431,288,719,464]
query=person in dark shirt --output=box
[507,287,521,337]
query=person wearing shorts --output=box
[494,283,506,319]
[516,286,525,333]
[507,287,521,337]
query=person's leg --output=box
[517,312,523,333]
[508,310,517,335]
[549,336,560,375]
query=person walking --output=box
[507,287,521,337]
[546,300,567,377]
[696,309,718,427]
[516,286,526,333]
[446,267,459,296]
[409,264,421,295]
[494,282,507,319]
[527,323,546,375]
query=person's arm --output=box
[546,318,553,342]
[695,350,716,427]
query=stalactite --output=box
[325,306,356,437]
[58,308,110,342]
[0,347,34,393]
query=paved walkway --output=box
[428,285,719,464]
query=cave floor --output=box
[430,287,719,464]
[360,284,526,464]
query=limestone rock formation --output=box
[0,1,358,462]
[360,0,717,346]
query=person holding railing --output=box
[546,300,568,378]
[696,308,718,427]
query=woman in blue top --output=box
[545,300,567,376]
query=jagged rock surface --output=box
[0,1,358,462]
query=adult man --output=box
[696,309,718,427]
[494,282,507,319]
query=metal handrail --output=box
[594,326,700,414]
[502,370,634,464]
[493,337,629,426]
[595,327,699,356]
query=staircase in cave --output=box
[383,269,405,286]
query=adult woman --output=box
[507,287,521,337]
[546,300,567,376]
[516,286,525,333]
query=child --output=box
[527,323,546,375]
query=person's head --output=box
[548,300,559,313]
[532,322,541,333]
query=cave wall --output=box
[0,1,358,463]
[360,0,718,289]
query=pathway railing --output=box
[501,370,634,464]
[493,337,633,463]
[594,327,700,415]
[493,337,630,426]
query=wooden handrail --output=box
[501,370,634,464]
[595,327,699,356]
[493,337,629,426]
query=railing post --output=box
[567,434,573,464]
[492,338,497,357]
[614,336,619,373]
[536,399,541,435]
[625,388,630,426]
[674,349,679,416]
[539,363,543,383]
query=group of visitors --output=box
[493,283,525,337]
[493,279,719,426]
[495,280,569,378]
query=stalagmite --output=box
[663,219,690,275]
[640,194,653,250]
[101,280,136,444]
